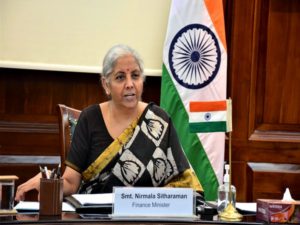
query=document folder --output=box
[64,194,112,214]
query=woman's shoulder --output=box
[147,102,170,120]
[82,104,100,113]
[80,104,101,118]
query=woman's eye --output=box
[115,73,125,81]
[132,72,141,79]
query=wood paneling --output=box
[247,163,300,200]
[249,0,300,142]
[228,0,300,201]
[0,69,103,158]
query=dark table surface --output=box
[0,212,265,225]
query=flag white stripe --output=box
[189,111,227,123]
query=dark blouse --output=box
[66,104,113,172]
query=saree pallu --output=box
[78,103,203,194]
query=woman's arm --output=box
[62,166,82,196]
[15,166,81,201]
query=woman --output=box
[15,44,203,201]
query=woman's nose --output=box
[125,76,134,88]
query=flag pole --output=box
[219,132,243,221]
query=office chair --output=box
[57,104,81,173]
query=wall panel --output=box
[229,0,300,201]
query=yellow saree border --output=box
[82,117,139,181]
[164,168,204,192]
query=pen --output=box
[39,165,47,178]
[50,168,56,179]
[44,166,49,179]
[56,163,61,179]
[39,164,61,179]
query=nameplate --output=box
[113,187,195,217]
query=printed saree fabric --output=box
[78,103,203,194]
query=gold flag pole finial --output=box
[219,132,243,221]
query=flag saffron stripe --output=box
[189,122,227,133]
[204,0,227,51]
[190,101,227,112]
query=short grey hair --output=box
[101,44,145,81]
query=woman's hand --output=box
[15,173,42,201]
[15,166,81,201]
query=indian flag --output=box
[160,0,227,200]
[189,100,232,133]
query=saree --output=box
[75,103,203,194]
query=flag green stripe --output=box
[189,122,227,133]
[160,64,219,200]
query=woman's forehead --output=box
[114,55,140,71]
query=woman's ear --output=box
[101,78,110,96]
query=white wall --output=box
[0,0,171,75]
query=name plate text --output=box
[113,187,195,217]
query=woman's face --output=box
[104,54,144,110]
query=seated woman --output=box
[15,44,204,201]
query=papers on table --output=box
[14,193,113,214]
[236,202,256,214]
[14,201,75,212]
[64,193,113,214]
[71,193,114,206]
